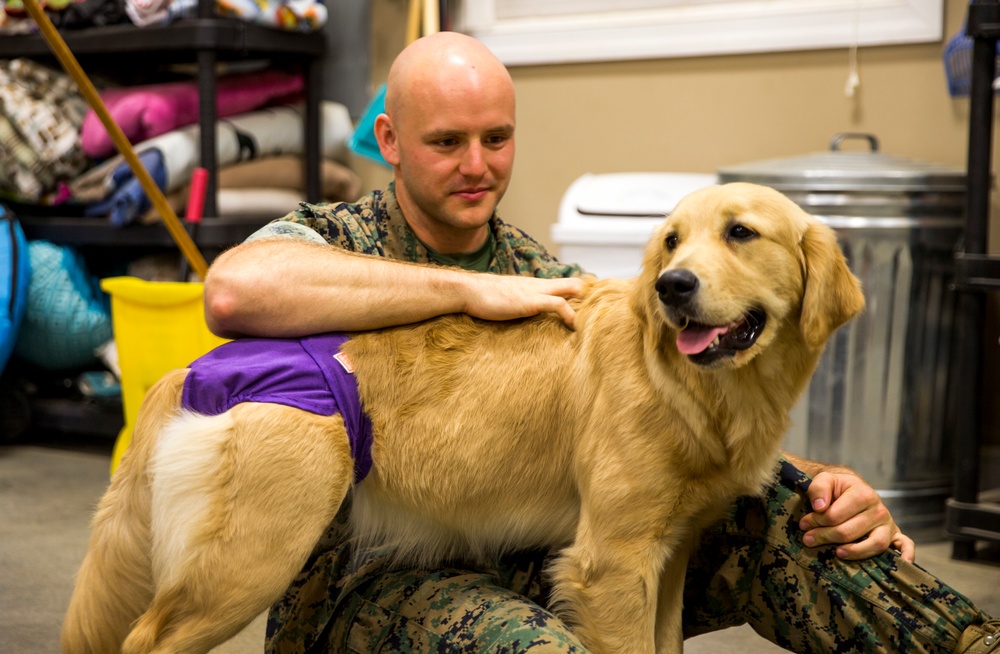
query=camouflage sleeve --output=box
[244,219,328,245]
[522,249,586,280]
[262,201,387,256]
[496,220,586,279]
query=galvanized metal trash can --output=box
[718,133,967,539]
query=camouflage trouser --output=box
[266,461,991,653]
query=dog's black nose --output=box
[656,269,699,305]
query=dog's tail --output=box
[61,515,155,654]
[61,370,189,654]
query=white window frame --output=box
[455,0,944,66]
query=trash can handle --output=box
[830,132,880,152]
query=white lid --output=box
[553,172,717,245]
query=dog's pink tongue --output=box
[676,325,728,355]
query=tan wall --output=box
[505,0,981,249]
[362,0,992,252]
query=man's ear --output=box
[799,220,866,349]
[374,113,401,166]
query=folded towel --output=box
[137,156,363,224]
[213,155,362,200]
[137,186,304,223]
[81,70,304,159]
[74,102,354,225]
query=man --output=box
[205,31,997,654]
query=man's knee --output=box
[341,569,587,653]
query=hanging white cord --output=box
[845,0,861,97]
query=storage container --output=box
[100,277,228,475]
[719,133,967,539]
[552,172,717,278]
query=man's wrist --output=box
[418,264,479,317]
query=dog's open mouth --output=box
[676,308,767,364]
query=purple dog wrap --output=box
[181,333,374,483]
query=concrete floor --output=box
[2,431,998,654]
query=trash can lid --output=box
[717,133,966,193]
[718,133,966,223]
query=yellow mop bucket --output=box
[101,276,227,475]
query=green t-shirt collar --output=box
[422,228,497,273]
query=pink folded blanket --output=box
[81,69,303,159]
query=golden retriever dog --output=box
[62,182,863,654]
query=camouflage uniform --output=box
[256,184,992,653]
[250,183,581,279]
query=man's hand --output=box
[799,470,916,563]
[461,275,588,329]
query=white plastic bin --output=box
[552,173,717,278]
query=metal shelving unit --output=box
[945,0,1000,559]
[0,14,327,438]
[0,15,326,215]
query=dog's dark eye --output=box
[728,224,757,242]
[665,234,678,251]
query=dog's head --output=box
[638,182,864,368]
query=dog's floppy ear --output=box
[799,220,865,349]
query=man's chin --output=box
[444,197,498,226]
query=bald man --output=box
[205,33,582,339]
[205,32,996,654]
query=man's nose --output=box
[459,143,487,176]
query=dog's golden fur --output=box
[62,183,864,654]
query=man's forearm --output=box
[203,237,586,339]
[204,238,472,338]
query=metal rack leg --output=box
[305,55,323,203]
[947,0,1000,559]
[197,49,218,218]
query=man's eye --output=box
[728,224,757,242]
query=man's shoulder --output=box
[268,191,387,255]
[492,216,585,279]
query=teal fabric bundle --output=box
[13,240,112,370]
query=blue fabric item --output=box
[84,148,166,226]
[182,333,375,483]
[347,84,389,168]
[13,240,112,370]
[0,205,30,373]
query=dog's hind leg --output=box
[62,369,189,654]
[122,404,353,654]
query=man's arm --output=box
[204,237,586,339]
[783,451,916,563]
